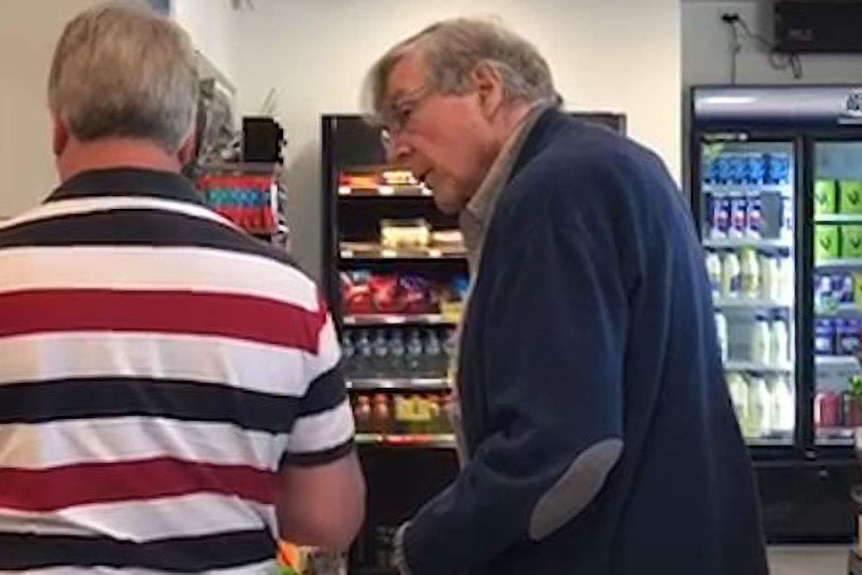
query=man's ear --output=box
[51,112,69,157]
[177,131,198,167]
[472,62,505,118]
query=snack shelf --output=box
[355,433,457,449]
[340,242,466,260]
[343,314,457,327]
[338,184,432,198]
[348,377,450,391]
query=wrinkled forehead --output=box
[380,48,429,109]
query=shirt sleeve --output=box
[398,183,629,575]
[281,310,355,467]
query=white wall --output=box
[681,0,862,191]
[683,1,862,88]
[234,0,682,277]
[0,0,105,217]
[172,0,238,84]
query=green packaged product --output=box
[816,225,841,262]
[815,179,838,215]
[840,180,862,215]
[842,225,862,259]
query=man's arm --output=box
[276,313,366,552]
[396,169,631,575]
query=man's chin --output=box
[432,189,465,215]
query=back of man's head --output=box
[48,1,198,154]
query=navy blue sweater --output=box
[400,111,768,575]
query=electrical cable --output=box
[721,13,803,82]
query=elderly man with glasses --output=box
[364,17,768,575]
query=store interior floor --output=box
[770,546,849,575]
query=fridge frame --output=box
[690,84,862,542]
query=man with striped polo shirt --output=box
[0,3,364,573]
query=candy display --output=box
[196,173,278,234]
[341,272,468,316]
[380,218,431,249]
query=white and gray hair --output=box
[48,1,198,153]
[364,18,559,124]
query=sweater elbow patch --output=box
[528,438,623,541]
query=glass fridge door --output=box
[699,139,797,446]
[812,140,862,446]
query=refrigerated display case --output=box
[322,112,625,573]
[691,85,862,543]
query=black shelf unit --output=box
[321,111,626,573]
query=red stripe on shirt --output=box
[0,457,277,512]
[0,289,324,352]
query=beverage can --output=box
[729,197,748,238]
[746,194,763,238]
[815,319,836,356]
[711,197,730,239]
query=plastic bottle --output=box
[711,197,731,240]
[777,249,794,302]
[746,194,763,238]
[372,331,389,376]
[388,330,405,374]
[726,372,749,435]
[355,330,373,378]
[747,374,771,438]
[341,332,355,376]
[769,312,789,366]
[705,249,722,300]
[767,375,794,436]
[423,329,442,377]
[405,330,424,372]
[759,252,780,301]
[714,311,729,363]
[740,248,760,298]
[721,250,742,298]
[750,313,771,365]
[729,196,748,239]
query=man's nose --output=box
[386,133,412,165]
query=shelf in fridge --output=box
[815,258,862,269]
[703,237,793,250]
[724,360,793,373]
[714,297,792,310]
[815,355,860,369]
[702,183,793,198]
[815,214,862,224]
[816,302,862,316]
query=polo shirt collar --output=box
[46,168,203,205]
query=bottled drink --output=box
[355,330,373,378]
[814,319,836,356]
[729,197,748,239]
[388,330,405,374]
[423,329,443,376]
[747,375,771,438]
[721,250,742,298]
[372,330,389,376]
[705,249,722,300]
[767,375,794,436]
[405,329,423,372]
[759,252,779,301]
[711,197,731,239]
[746,194,763,238]
[714,312,729,363]
[777,249,794,302]
[769,312,789,366]
[740,248,760,298]
[727,372,749,435]
[341,331,355,376]
[750,314,771,365]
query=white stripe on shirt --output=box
[0,417,288,471]
[287,400,355,455]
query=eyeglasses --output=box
[379,85,435,152]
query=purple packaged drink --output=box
[832,273,854,303]
[711,197,730,239]
[838,318,861,356]
[729,196,747,238]
[815,319,836,355]
[746,195,763,238]
[814,274,834,311]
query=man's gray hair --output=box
[364,18,559,124]
[48,1,198,152]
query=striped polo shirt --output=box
[0,168,354,574]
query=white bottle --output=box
[726,372,750,435]
[767,374,795,436]
[740,248,760,298]
[714,311,729,363]
[750,314,772,365]
[759,252,780,301]
[747,374,771,438]
[722,250,742,298]
[769,313,789,367]
[705,249,722,300]
[777,249,794,303]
